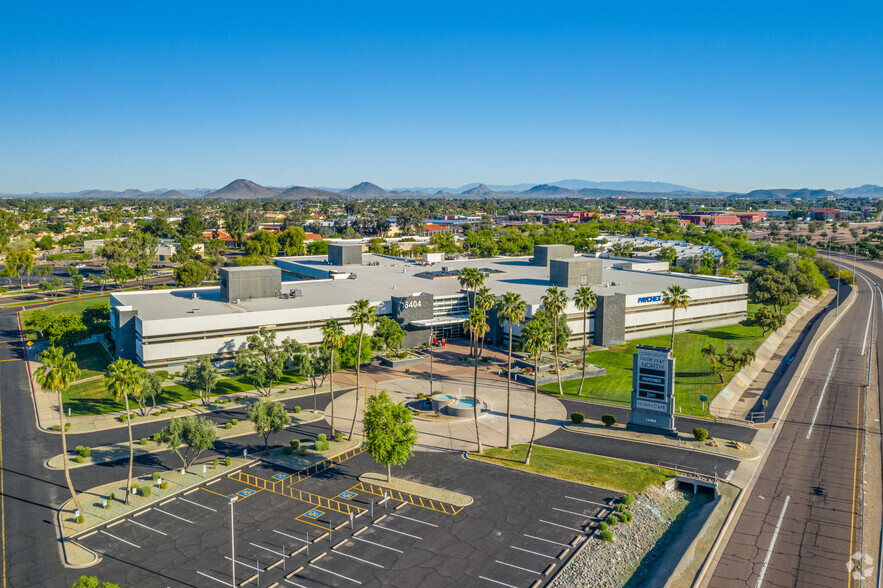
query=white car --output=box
[74,263,87,269]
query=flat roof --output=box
[113,253,743,322]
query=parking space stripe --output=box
[250,541,286,557]
[552,507,592,518]
[283,579,309,588]
[127,519,167,536]
[100,530,140,548]
[197,571,230,585]
[539,519,584,533]
[310,563,362,584]
[334,549,384,568]
[224,556,263,572]
[389,513,438,527]
[154,508,194,524]
[351,535,404,553]
[510,545,557,560]
[523,534,571,548]
[496,560,541,575]
[372,523,422,540]
[273,529,309,544]
[564,496,608,507]
[179,497,217,512]
[201,487,227,498]
[479,576,520,587]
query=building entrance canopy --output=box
[410,316,468,328]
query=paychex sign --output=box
[628,345,677,434]
[636,294,662,304]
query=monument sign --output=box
[628,344,677,434]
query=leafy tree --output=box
[347,299,377,440]
[25,308,53,339]
[182,355,219,407]
[307,240,329,255]
[371,317,406,352]
[39,276,64,299]
[363,391,418,482]
[5,248,34,289]
[47,313,88,347]
[701,344,756,382]
[748,267,797,313]
[179,213,205,238]
[82,302,111,334]
[234,327,286,396]
[35,347,81,512]
[247,399,291,449]
[662,285,691,351]
[135,370,167,416]
[89,272,107,293]
[541,286,569,396]
[748,306,786,336]
[159,415,217,467]
[36,235,54,250]
[204,238,227,259]
[104,358,143,504]
[174,260,210,287]
[497,292,525,449]
[655,246,676,265]
[278,226,306,256]
[573,286,597,396]
[134,259,151,287]
[244,229,280,258]
[520,317,552,465]
[69,576,120,588]
[106,262,135,289]
[322,319,346,436]
[71,273,85,296]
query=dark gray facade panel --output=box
[595,293,626,346]
[112,307,138,362]
[549,258,602,287]
[219,266,281,302]
[532,244,575,266]
[329,244,363,266]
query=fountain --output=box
[407,392,487,418]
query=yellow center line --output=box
[848,385,862,588]
[0,359,18,363]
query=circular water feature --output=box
[407,393,487,418]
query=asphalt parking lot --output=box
[77,446,619,587]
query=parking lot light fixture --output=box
[227,494,240,587]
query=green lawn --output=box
[469,444,674,494]
[541,302,797,417]
[62,370,307,416]
[72,342,113,379]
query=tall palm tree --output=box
[474,286,495,359]
[521,318,552,465]
[661,285,691,350]
[573,286,597,396]
[496,292,525,449]
[541,286,569,396]
[458,268,485,356]
[322,319,346,436]
[35,346,82,512]
[347,299,377,441]
[104,358,143,504]
[464,307,489,454]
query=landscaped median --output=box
[45,409,325,470]
[467,444,675,494]
[358,472,473,507]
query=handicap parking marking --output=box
[303,508,324,519]
[236,488,257,499]
[272,473,290,481]
[338,490,357,500]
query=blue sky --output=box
[1,1,881,193]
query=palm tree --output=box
[541,286,569,396]
[496,292,525,450]
[104,358,143,504]
[322,319,346,436]
[347,299,377,441]
[573,286,597,396]
[661,285,691,350]
[458,268,485,356]
[474,286,495,359]
[521,318,552,465]
[464,307,489,454]
[35,347,82,512]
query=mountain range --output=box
[2,179,881,200]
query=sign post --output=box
[627,345,677,435]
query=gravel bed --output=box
[551,485,692,588]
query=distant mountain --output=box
[522,184,580,197]
[461,184,501,196]
[206,179,282,199]
[550,179,699,193]
[275,186,340,200]
[836,184,883,198]
[741,188,841,200]
[158,190,189,199]
[339,182,390,197]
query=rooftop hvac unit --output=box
[289,289,303,298]
[191,292,198,300]
[349,273,358,279]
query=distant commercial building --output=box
[111,244,747,370]
[808,208,841,221]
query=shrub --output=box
[283,446,294,455]
[317,433,327,442]
[622,510,633,522]
[598,521,608,532]
[80,447,91,458]
[140,438,147,445]
[140,486,151,497]
[600,530,613,542]
[334,432,344,442]
[160,481,168,490]
[212,458,219,466]
[74,456,84,463]
[404,368,410,374]
[290,439,300,449]
[119,414,127,423]
[315,440,330,451]
[231,419,238,426]
[75,446,83,454]
[294,406,302,413]
[621,493,635,505]
[298,447,308,456]
[152,433,161,442]
[605,514,618,526]
[224,456,231,466]
[107,492,115,502]
[225,423,233,430]
[132,483,140,490]
[601,414,616,427]
[614,503,625,513]
[417,393,424,399]
[76,515,85,524]
[151,472,161,481]
[616,512,628,523]
[570,412,585,424]
[693,427,709,442]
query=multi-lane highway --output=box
[710,261,880,587]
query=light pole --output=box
[228,494,240,587]
[428,327,434,396]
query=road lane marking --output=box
[179,497,216,512]
[153,508,194,524]
[495,560,541,574]
[99,530,141,548]
[310,563,362,584]
[806,348,839,440]
[372,523,421,540]
[510,545,557,559]
[859,272,875,355]
[479,576,519,587]
[848,385,862,588]
[389,513,438,527]
[524,533,571,547]
[334,549,384,568]
[127,519,167,535]
[351,535,404,553]
[755,495,790,588]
